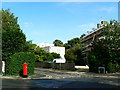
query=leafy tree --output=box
[101,20,120,51]
[24,40,37,52]
[35,54,43,62]
[51,52,61,59]
[2,9,26,61]
[41,52,54,62]
[53,39,63,46]
[65,44,85,65]
[64,35,85,64]
[88,42,109,72]
[34,46,54,62]
[101,20,120,72]
[68,38,80,48]
[63,43,71,49]
[88,20,120,73]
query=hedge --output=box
[5,52,35,76]
[88,51,120,73]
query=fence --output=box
[35,62,75,71]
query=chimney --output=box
[97,24,100,28]
[101,21,108,25]
[101,21,108,27]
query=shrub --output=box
[35,55,43,62]
[107,62,120,73]
[42,52,54,62]
[51,52,61,59]
[88,52,98,73]
[5,52,35,76]
[107,62,116,73]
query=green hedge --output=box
[88,50,120,73]
[5,52,35,76]
[107,62,120,73]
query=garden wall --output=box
[35,62,75,71]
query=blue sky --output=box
[2,2,118,44]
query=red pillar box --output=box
[23,62,28,78]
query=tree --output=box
[68,38,80,48]
[34,46,54,62]
[41,52,54,62]
[65,43,85,65]
[24,40,37,52]
[63,43,71,49]
[88,20,120,73]
[88,42,109,72]
[101,20,120,51]
[53,39,63,46]
[51,52,61,59]
[2,9,26,61]
[101,20,120,72]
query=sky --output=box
[2,2,118,44]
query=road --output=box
[1,68,120,89]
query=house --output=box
[81,21,108,63]
[37,43,66,63]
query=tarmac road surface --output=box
[1,78,120,88]
[1,68,120,89]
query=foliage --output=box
[2,9,26,61]
[24,41,59,62]
[68,38,80,48]
[59,36,85,64]
[88,20,120,73]
[5,52,35,76]
[88,43,109,72]
[63,43,71,49]
[35,55,43,62]
[51,52,61,59]
[88,52,98,72]
[107,62,117,73]
[53,39,63,46]
[101,20,120,50]
[41,52,54,62]
[24,40,37,52]
[34,46,54,62]
[65,44,85,65]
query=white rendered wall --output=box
[37,43,65,59]
[49,46,65,59]
[37,43,54,48]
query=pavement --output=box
[1,68,120,88]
